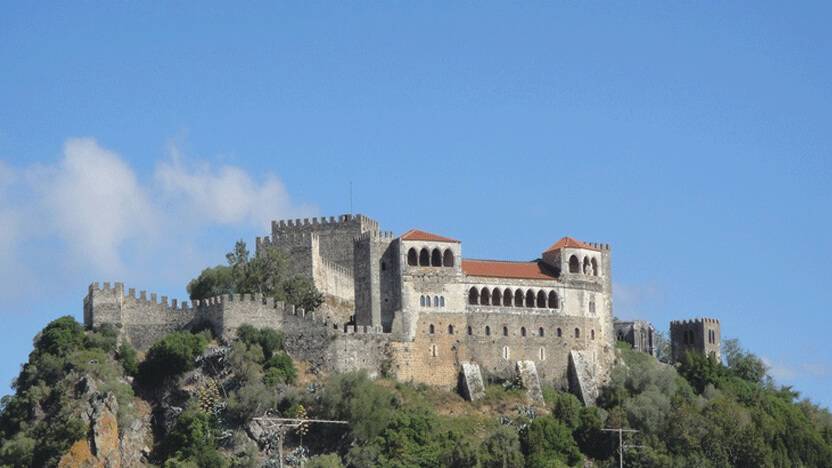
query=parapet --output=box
[586,242,611,251]
[270,231,321,247]
[271,213,380,232]
[354,230,395,243]
[670,317,720,327]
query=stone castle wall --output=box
[670,317,721,362]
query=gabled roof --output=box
[400,229,460,243]
[461,259,558,281]
[544,236,600,253]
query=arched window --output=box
[443,249,454,267]
[492,288,502,306]
[539,347,546,361]
[503,288,513,306]
[583,256,591,274]
[513,289,523,307]
[539,327,545,337]
[407,248,418,266]
[548,291,559,309]
[591,329,595,340]
[419,248,430,266]
[569,255,580,273]
[467,326,472,336]
[525,290,535,308]
[575,328,581,338]
[502,346,510,360]
[485,326,491,336]
[431,248,442,267]
[536,290,546,308]
[433,296,439,307]
[429,324,435,334]
[521,327,527,337]
[468,287,479,305]
[448,324,454,335]
[481,287,491,306]
[425,297,431,308]
[439,296,445,307]
[591,257,599,276]
[420,295,426,307]
[557,328,562,337]
[589,300,596,314]
[430,344,437,358]
[503,326,508,337]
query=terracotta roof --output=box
[400,229,460,243]
[462,259,558,281]
[544,236,600,253]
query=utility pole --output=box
[601,428,641,468]
[251,416,349,468]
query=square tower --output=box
[670,318,721,363]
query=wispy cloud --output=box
[613,281,664,320]
[764,357,831,382]
[0,138,315,300]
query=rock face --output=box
[459,362,485,401]
[59,393,121,468]
[568,350,598,405]
[515,360,544,403]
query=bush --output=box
[138,331,208,385]
[522,416,583,467]
[118,342,139,376]
[478,426,524,468]
[306,453,345,468]
[264,353,297,386]
[161,405,228,467]
[34,316,84,357]
[236,325,283,360]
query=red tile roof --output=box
[400,229,460,243]
[544,236,600,253]
[462,259,558,281]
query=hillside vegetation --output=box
[0,316,830,467]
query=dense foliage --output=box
[138,330,209,386]
[0,317,135,467]
[188,240,324,311]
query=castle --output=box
[84,213,618,402]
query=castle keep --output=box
[85,214,616,402]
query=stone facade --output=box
[670,317,721,362]
[84,213,617,403]
[614,320,656,356]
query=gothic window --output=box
[443,249,454,267]
[433,296,439,307]
[420,295,426,307]
[503,326,508,337]
[503,288,513,306]
[439,296,445,307]
[448,324,454,335]
[492,288,502,305]
[485,326,491,336]
[575,328,581,338]
[468,287,479,305]
[536,290,546,308]
[407,248,418,266]
[548,291,559,309]
[431,248,442,266]
[419,248,430,266]
[525,290,535,308]
[569,255,580,273]
[583,256,591,274]
[514,289,524,307]
[481,287,491,306]
[521,327,527,337]
[429,324,435,334]
[425,297,431,308]
[591,257,599,276]
[557,328,562,337]
[539,327,545,337]
[589,299,596,314]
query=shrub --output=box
[522,416,583,467]
[118,342,139,376]
[306,453,345,468]
[34,316,84,357]
[236,325,284,360]
[161,405,228,467]
[138,331,208,385]
[263,353,296,386]
[478,426,524,468]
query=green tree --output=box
[722,338,768,384]
[187,265,235,301]
[161,405,228,467]
[478,426,524,468]
[138,331,208,385]
[523,416,583,467]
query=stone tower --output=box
[670,317,721,363]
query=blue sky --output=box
[1,2,830,407]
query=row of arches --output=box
[407,247,455,267]
[419,295,446,308]
[427,323,595,340]
[468,287,559,309]
[569,255,600,276]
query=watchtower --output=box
[670,317,720,363]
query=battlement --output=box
[321,258,353,278]
[670,317,720,326]
[271,213,379,232]
[87,281,194,312]
[354,230,396,243]
[585,242,611,251]
[270,231,320,246]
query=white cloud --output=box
[155,145,303,227]
[37,138,156,273]
[763,357,831,383]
